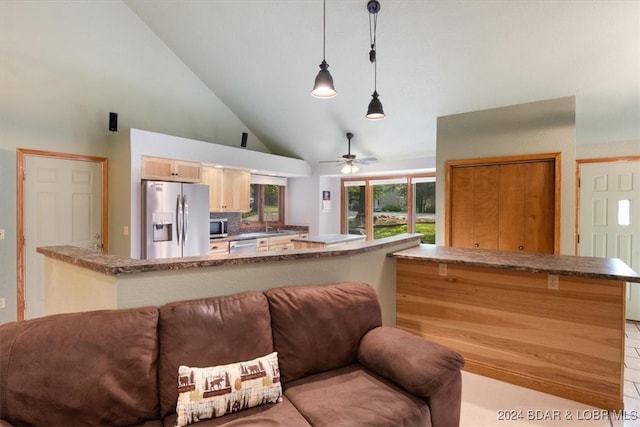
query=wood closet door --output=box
[498,161,554,253]
[450,165,499,249]
[449,160,555,254]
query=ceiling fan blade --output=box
[319,160,343,164]
[355,157,378,165]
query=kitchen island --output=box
[392,244,640,411]
[37,234,422,326]
[292,234,366,249]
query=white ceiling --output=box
[124,0,639,169]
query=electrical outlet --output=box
[0,229,5,240]
[439,263,448,276]
[123,226,129,236]
[547,274,559,290]
[0,298,5,309]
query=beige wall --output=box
[0,2,269,323]
[436,97,577,254]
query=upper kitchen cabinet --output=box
[446,153,559,254]
[141,156,202,183]
[202,166,251,212]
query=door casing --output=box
[16,148,108,321]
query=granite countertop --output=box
[37,234,422,276]
[290,234,366,245]
[392,244,640,283]
[211,227,307,243]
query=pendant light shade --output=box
[366,90,385,120]
[365,0,385,119]
[311,60,336,98]
[311,0,336,98]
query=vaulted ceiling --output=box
[124,1,639,170]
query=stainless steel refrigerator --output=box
[141,180,210,259]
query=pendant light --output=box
[311,0,336,98]
[366,0,385,119]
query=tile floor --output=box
[459,321,640,426]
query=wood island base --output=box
[395,255,628,411]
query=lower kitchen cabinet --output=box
[208,241,229,256]
[258,233,308,252]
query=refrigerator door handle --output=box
[183,194,189,244]
[176,194,183,246]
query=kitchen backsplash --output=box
[210,211,309,236]
[210,212,242,235]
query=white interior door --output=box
[578,160,640,320]
[24,156,103,319]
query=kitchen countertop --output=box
[290,234,366,245]
[211,228,307,243]
[37,234,423,276]
[392,244,640,282]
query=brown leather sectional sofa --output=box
[0,282,465,426]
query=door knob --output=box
[518,245,524,251]
[474,243,479,248]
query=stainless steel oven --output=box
[209,218,228,239]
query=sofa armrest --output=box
[0,420,16,427]
[357,326,465,397]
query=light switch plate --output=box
[0,229,5,240]
[0,298,5,309]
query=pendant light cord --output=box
[369,8,378,90]
[322,0,327,60]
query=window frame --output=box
[341,173,436,240]
[241,184,286,230]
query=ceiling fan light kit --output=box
[341,163,360,174]
[311,0,337,98]
[366,0,385,120]
[320,132,378,174]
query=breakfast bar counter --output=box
[36,234,422,327]
[391,244,640,411]
[392,244,640,282]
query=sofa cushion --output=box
[158,291,274,418]
[175,352,282,426]
[163,394,311,427]
[0,307,160,427]
[284,364,431,427]
[265,282,382,384]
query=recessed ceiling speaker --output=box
[109,112,118,132]
[241,132,248,148]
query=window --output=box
[413,177,436,244]
[618,199,631,226]
[342,174,435,243]
[345,181,366,236]
[242,176,286,227]
[372,178,408,241]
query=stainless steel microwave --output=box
[210,218,228,238]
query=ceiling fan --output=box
[320,132,378,174]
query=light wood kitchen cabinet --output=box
[257,237,269,252]
[140,156,202,183]
[201,167,251,212]
[258,233,308,252]
[208,241,229,256]
[448,156,556,254]
[267,234,295,251]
